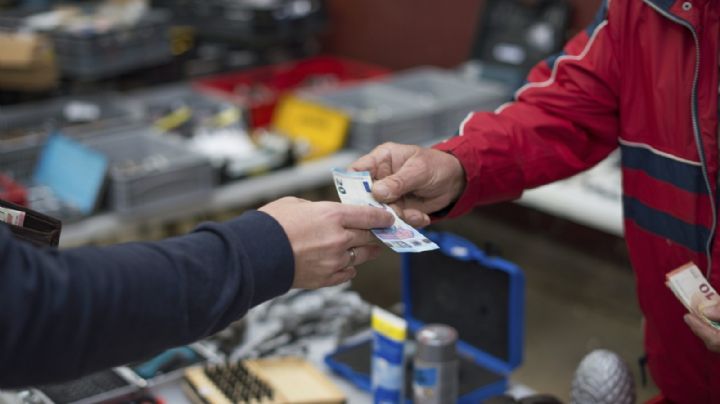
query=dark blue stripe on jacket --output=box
[623,196,709,253]
[647,0,675,11]
[586,0,609,36]
[620,144,707,194]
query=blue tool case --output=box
[325,231,525,403]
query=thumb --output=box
[702,302,720,321]
[372,160,428,203]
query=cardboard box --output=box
[0,32,58,91]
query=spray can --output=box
[413,324,459,404]
[372,307,407,404]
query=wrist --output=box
[445,152,467,203]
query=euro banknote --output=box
[332,169,438,253]
[0,206,25,227]
[666,262,720,330]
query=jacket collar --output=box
[644,0,707,29]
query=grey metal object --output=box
[570,349,635,404]
[413,324,459,404]
[384,67,509,137]
[10,367,142,404]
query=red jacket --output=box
[434,0,720,401]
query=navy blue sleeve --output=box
[0,210,294,388]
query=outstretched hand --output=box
[351,142,466,227]
[259,197,394,289]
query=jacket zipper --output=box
[643,0,716,277]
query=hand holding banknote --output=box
[260,197,393,289]
[350,143,466,227]
[333,169,439,253]
[685,303,720,352]
[667,263,720,352]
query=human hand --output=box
[684,298,720,352]
[259,197,394,289]
[351,142,466,228]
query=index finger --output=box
[350,148,389,178]
[338,204,395,229]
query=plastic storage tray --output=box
[0,95,137,181]
[49,10,172,80]
[82,125,215,213]
[384,67,509,137]
[194,56,390,128]
[300,82,436,152]
[164,0,326,45]
[124,83,240,136]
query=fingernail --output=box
[374,183,390,199]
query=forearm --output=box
[433,103,618,217]
[0,210,293,388]
[433,3,619,218]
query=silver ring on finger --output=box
[346,247,357,268]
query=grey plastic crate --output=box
[82,125,215,213]
[300,83,436,152]
[384,66,510,137]
[124,83,240,135]
[0,95,138,181]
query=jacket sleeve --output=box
[433,1,620,217]
[0,210,294,388]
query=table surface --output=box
[147,337,536,404]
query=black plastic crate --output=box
[166,0,326,46]
[49,10,172,80]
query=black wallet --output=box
[0,199,62,248]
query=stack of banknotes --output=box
[666,262,720,330]
[0,206,25,227]
[332,169,438,253]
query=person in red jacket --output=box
[352,0,720,402]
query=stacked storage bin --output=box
[297,66,510,152]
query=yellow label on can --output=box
[372,307,408,341]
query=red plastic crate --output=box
[193,56,390,128]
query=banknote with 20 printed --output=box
[332,169,438,253]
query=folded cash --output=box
[0,206,25,227]
[332,169,438,253]
[666,262,720,330]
